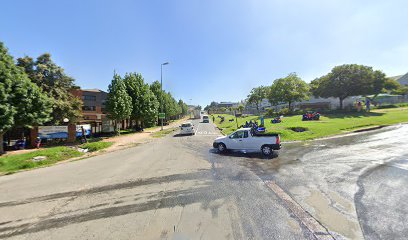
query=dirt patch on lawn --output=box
[288,127,309,132]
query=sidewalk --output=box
[1,118,188,157]
[103,118,188,152]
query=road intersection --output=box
[0,120,407,239]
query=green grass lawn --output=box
[151,127,178,138]
[0,141,114,174]
[0,147,84,174]
[212,107,408,141]
[79,141,113,152]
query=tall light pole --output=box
[160,62,169,130]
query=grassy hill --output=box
[212,108,408,141]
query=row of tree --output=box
[0,42,83,153]
[106,72,188,133]
[204,102,244,114]
[246,64,405,113]
[0,40,189,153]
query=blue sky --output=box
[1,0,407,107]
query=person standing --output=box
[35,137,41,149]
[81,126,87,143]
[365,99,371,112]
[357,101,362,112]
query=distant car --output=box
[202,115,209,123]
[180,122,195,135]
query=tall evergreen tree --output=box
[178,99,188,116]
[123,73,159,128]
[106,73,132,134]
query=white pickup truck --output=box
[213,128,281,156]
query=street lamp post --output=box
[160,62,169,131]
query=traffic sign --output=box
[159,113,165,119]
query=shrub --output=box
[278,108,290,115]
[374,104,398,109]
[80,142,113,152]
[265,108,275,117]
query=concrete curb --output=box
[264,181,335,240]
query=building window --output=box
[82,95,96,101]
[82,106,96,111]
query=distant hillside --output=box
[390,75,403,81]
[397,73,408,86]
[389,73,408,86]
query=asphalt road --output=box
[0,119,407,239]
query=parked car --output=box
[213,128,281,157]
[202,115,209,123]
[180,122,195,135]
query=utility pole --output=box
[160,62,169,131]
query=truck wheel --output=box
[217,143,227,153]
[261,145,273,157]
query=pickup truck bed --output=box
[252,132,279,137]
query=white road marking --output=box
[194,122,200,135]
[196,132,218,135]
[387,163,408,171]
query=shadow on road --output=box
[208,148,279,160]
[173,133,194,138]
[0,170,230,239]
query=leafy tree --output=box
[205,101,218,110]
[0,43,16,154]
[17,54,82,124]
[0,42,52,154]
[106,73,132,134]
[12,77,52,129]
[150,80,162,99]
[205,101,218,114]
[150,80,187,121]
[178,99,188,116]
[123,73,159,127]
[392,85,408,95]
[247,86,268,114]
[311,64,391,109]
[384,78,401,91]
[367,71,400,101]
[237,104,245,113]
[268,73,309,110]
[141,89,159,127]
[164,92,181,119]
[150,80,164,119]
